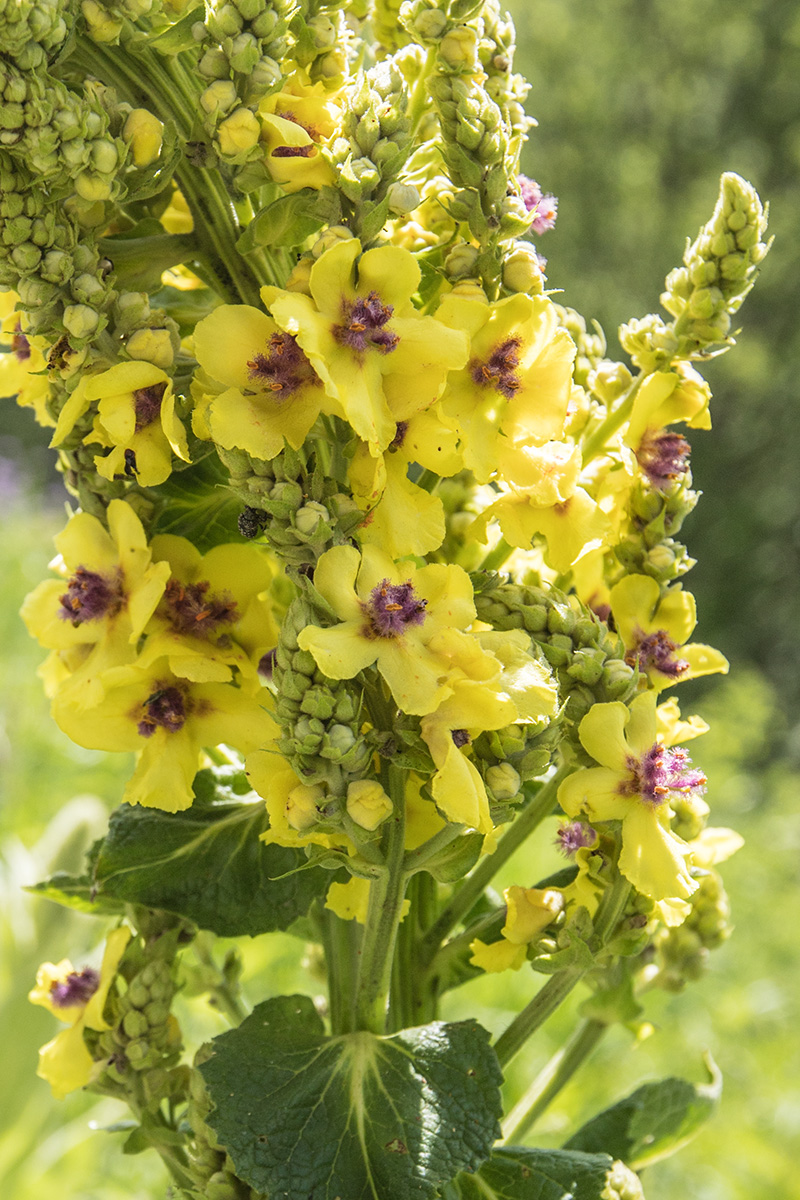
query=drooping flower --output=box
[558,691,705,901]
[263,238,469,453]
[470,886,564,973]
[609,574,728,691]
[52,661,277,811]
[192,304,328,459]
[20,500,171,707]
[28,927,131,1099]
[297,543,476,715]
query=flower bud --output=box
[62,303,99,338]
[286,783,324,831]
[502,242,546,294]
[201,80,239,117]
[122,109,164,167]
[485,762,521,801]
[125,327,175,369]
[386,182,420,215]
[217,107,260,156]
[81,0,124,41]
[438,26,479,71]
[295,501,329,534]
[346,779,392,831]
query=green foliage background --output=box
[1,1,799,1196]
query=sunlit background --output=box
[2,1,798,1195]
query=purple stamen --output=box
[636,429,691,490]
[389,421,408,452]
[50,967,100,1009]
[627,743,707,808]
[258,648,276,679]
[137,686,187,737]
[451,728,470,748]
[517,175,558,234]
[626,627,690,679]
[58,566,122,625]
[363,578,427,638]
[133,382,167,432]
[164,577,237,638]
[333,292,399,356]
[247,332,316,398]
[12,320,31,362]
[555,821,597,858]
[469,337,522,399]
[271,145,315,158]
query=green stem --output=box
[407,45,438,135]
[389,872,439,1032]
[322,906,360,1034]
[501,1018,607,1142]
[493,967,586,1069]
[353,764,408,1033]
[480,538,513,573]
[403,820,465,874]
[419,768,568,962]
[580,373,646,465]
[193,935,248,1026]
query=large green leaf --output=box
[199,995,503,1200]
[442,1146,623,1200]
[148,451,243,552]
[92,788,332,937]
[564,1057,722,1170]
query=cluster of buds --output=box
[187,1051,265,1200]
[0,0,70,69]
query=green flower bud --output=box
[502,242,545,294]
[62,303,99,338]
[485,762,521,801]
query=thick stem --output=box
[493,966,586,1069]
[419,768,568,962]
[322,906,361,1035]
[389,871,439,1032]
[353,764,408,1033]
[502,1018,607,1141]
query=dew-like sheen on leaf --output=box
[199,994,503,1200]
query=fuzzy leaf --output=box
[92,788,332,937]
[441,1146,620,1199]
[199,995,502,1199]
[148,450,243,552]
[564,1057,722,1169]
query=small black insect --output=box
[124,449,138,477]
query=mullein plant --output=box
[3,0,767,1195]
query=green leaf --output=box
[148,450,243,552]
[442,1146,619,1199]
[237,188,341,254]
[92,786,334,937]
[359,195,392,244]
[199,995,503,1200]
[26,871,124,917]
[426,832,484,883]
[564,1056,722,1169]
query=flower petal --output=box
[578,701,632,770]
[558,766,629,821]
[619,804,697,900]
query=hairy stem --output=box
[502,1018,607,1141]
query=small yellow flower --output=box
[346,779,393,831]
[122,109,164,167]
[0,299,53,426]
[29,927,130,1099]
[258,73,341,192]
[470,886,564,973]
[609,574,728,691]
[297,544,476,716]
[558,691,704,901]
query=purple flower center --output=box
[58,566,122,625]
[133,382,167,432]
[164,577,238,638]
[364,578,427,638]
[247,332,317,398]
[636,429,691,490]
[626,627,690,679]
[555,821,597,857]
[389,421,408,452]
[12,320,30,361]
[470,337,522,399]
[258,648,276,679]
[271,144,315,158]
[451,728,470,748]
[517,175,558,234]
[333,292,399,356]
[625,742,707,807]
[137,686,187,738]
[50,967,100,1009]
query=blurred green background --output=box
[2,1,799,1195]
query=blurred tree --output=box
[510,0,800,706]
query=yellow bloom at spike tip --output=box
[262,238,469,454]
[296,543,477,716]
[257,72,341,192]
[348,407,462,559]
[191,303,329,460]
[20,500,171,708]
[52,660,278,812]
[474,440,611,573]
[136,535,279,691]
[609,574,728,691]
[436,291,576,483]
[52,362,189,487]
[470,886,564,974]
[29,926,130,1099]
[558,690,705,902]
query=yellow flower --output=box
[558,691,703,901]
[0,299,53,426]
[346,779,393,831]
[136,535,279,691]
[20,500,171,708]
[436,292,576,483]
[258,73,341,192]
[248,754,345,850]
[348,408,462,559]
[296,544,476,716]
[263,238,469,453]
[470,886,564,973]
[29,927,130,1099]
[52,363,189,487]
[625,366,712,450]
[609,574,728,691]
[52,661,277,812]
[192,303,327,460]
